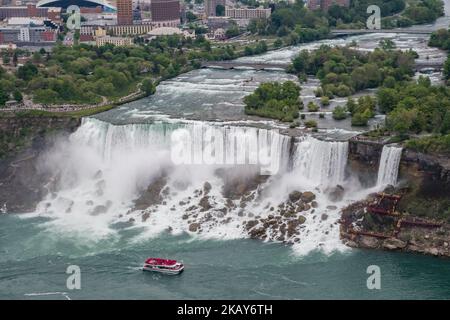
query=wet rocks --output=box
[203,182,212,195]
[245,220,259,230]
[249,227,266,239]
[198,196,211,212]
[189,223,200,232]
[360,236,380,248]
[382,238,407,250]
[91,205,107,216]
[141,211,150,222]
[301,191,316,203]
[326,185,345,202]
[288,191,303,203]
[133,175,167,210]
[298,215,306,224]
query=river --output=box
[1,3,450,300]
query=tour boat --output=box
[142,258,184,275]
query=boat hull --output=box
[142,265,184,275]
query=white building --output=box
[96,36,134,46]
[18,27,29,42]
[225,7,271,19]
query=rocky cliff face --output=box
[343,136,450,258]
[348,136,450,188]
[0,116,81,213]
[0,116,80,157]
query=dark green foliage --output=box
[290,45,415,97]
[380,79,450,136]
[141,78,156,96]
[247,2,330,43]
[332,106,347,120]
[327,0,406,27]
[0,35,242,105]
[405,134,450,154]
[0,87,8,106]
[244,81,301,122]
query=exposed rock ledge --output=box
[0,116,81,213]
[349,136,450,185]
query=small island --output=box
[243,81,302,122]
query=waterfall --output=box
[33,117,356,255]
[292,137,349,187]
[377,145,403,187]
[72,118,291,174]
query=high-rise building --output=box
[150,0,180,22]
[205,0,226,17]
[117,0,133,25]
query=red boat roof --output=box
[145,258,178,266]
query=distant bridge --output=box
[201,61,289,71]
[331,28,434,36]
[202,60,443,72]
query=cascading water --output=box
[377,145,403,187]
[33,118,291,236]
[30,118,369,256]
[292,137,348,187]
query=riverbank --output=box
[0,115,80,212]
[342,135,450,257]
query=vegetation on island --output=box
[289,45,416,98]
[328,0,444,29]
[246,0,443,42]
[378,76,450,153]
[243,81,301,122]
[429,28,450,80]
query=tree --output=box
[17,62,38,81]
[351,110,370,126]
[0,87,8,106]
[142,78,156,96]
[444,56,450,80]
[216,4,225,17]
[386,107,419,134]
[307,101,319,112]
[332,106,347,120]
[186,11,197,22]
[273,38,283,49]
[377,87,398,114]
[379,39,396,50]
[225,24,240,38]
[13,90,23,102]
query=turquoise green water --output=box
[1,214,449,300]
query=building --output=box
[150,0,180,25]
[117,0,133,25]
[146,26,194,38]
[205,0,225,17]
[207,16,230,31]
[0,43,17,50]
[96,35,133,46]
[307,0,350,11]
[0,4,61,22]
[307,0,321,10]
[81,23,155,36]
[224,7,271,20]
[207,27,225,40]
[36,0,116,11]
[0,25,57,45]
